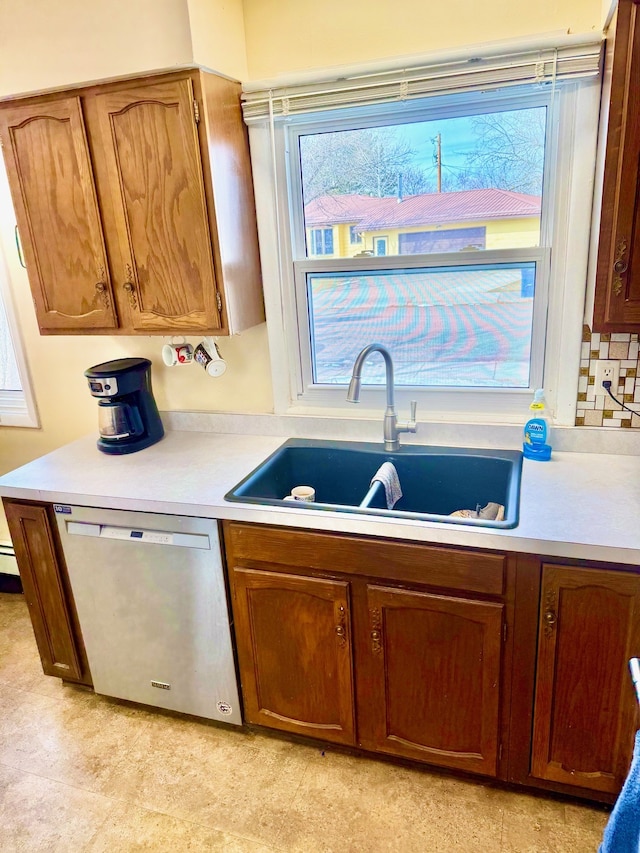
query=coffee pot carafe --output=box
[85,358,164,455]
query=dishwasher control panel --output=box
[101,526,174,545]
[66,520,210,550]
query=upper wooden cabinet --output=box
[0,97,117,332]
[0,70,264,335]
[593,0,640,331]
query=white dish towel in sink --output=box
[371,461,402,509]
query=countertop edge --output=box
[1,482,638,567]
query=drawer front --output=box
[223,522,505,596]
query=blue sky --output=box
[390,106,546,182]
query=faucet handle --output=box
[410,400,418,424]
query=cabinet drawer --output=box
[223,522,505,596]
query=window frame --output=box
[296,249,548,391]
[0,240,39,428]
[249,75,600,425]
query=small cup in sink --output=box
[284,486,315,502]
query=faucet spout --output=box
[346,343,395,408]
[346,344,417,451]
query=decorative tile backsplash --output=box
[576,326,640,428]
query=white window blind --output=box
[0,243,38,428]
[242,38,602,123]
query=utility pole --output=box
[435,133,442,193]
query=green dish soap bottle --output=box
[523,389,552,461]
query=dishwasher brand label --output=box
[217,701,233,716]
[151,680,171,690]
[54,505,72,514]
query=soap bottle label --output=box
[525,418,548,444]
[523,416,552,460]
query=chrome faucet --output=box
[346,343,417,451]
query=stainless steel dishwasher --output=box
[55,504,241,725]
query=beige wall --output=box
[242,0,602,80]
[188,0,249,80]
[0,0,193,98]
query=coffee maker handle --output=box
[124,404,145,438]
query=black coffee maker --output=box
[84,358,164,455]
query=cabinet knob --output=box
[123,277,137,309]
[371,630,381,640]
[335,625,345,637]
[612,238,628,297]
[95,275,109,309]
[543,610,557,627]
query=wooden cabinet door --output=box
[91,79,221,333]
[3,500,91,685]
[364,585,504,776]
[531,564,640,794]
[0,97,116,332]
[232,567,355,745]
[594,0,640,330]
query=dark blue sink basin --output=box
[225,439,522,529]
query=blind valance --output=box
[242,38,602,123]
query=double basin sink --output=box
[225,438,523,529]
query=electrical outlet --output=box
[594,359,620,391]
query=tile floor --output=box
[0,591,610,852]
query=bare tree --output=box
[299,107,545,203]
[299,127,431,201]
[453,108,545,195]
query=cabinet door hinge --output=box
[503,623,508,642]
[498,743,503,762]
[193,99,200,125]
[216,292,222,312]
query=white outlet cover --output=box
[594,360,620,391]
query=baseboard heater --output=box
[0,543,22,593]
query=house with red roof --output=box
[304,188,542,258]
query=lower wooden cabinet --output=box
[225,521,508,779]
[531,564,640,794]
[231,567,355,745]
[3,499,91,686]
[363,585,503,776]
[225,521,640,801]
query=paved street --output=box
[309,268,534,387]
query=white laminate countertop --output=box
[1,428,639,565]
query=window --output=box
[0,239,38,427]
[349,225,363,245]
[246,39,601,423]
[309,227,334,255]
[307,262,536,387]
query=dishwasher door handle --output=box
[67,522,102,537]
